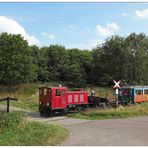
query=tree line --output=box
[0,32,148,88]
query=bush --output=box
[0,111,26,130]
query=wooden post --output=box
[7,97,10,112]
[0,97,18,112]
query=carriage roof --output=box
[121,86,148,89]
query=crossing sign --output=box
[113,80,121,89]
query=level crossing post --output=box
[113,80,121,107]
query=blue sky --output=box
[0,3,148,49]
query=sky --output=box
[1,2,148,49]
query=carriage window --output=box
[62,90,65,96]
[55,89,61,96]
[144,89,148,94]
[44,89,47,95]
[120,89,130,96]
[135,90,143,95]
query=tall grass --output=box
[0,110,69,146]
[67,103,148,120]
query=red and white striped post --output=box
[113,80,121,107]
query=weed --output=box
[67,102,148,120]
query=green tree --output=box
[46,45,69,81]
[0,33,37,89]
[125,33,148,84]
[92,35,128,85]
[30,46,49,82]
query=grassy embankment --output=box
[0,111,69,146]
[67,102,148,120]
[0,82,114,112]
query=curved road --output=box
[28,113,148,146]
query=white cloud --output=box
[0,16,39,45]
[122,12,128,17]
[135,9,148,19]
[107,22,119,31]
[62,25,77,33]
[66,39,105,50]
[48,34,55,39]
[42,32,55,40]
[96,22,119,37]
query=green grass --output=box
[0,110,69,146]
[67,102,148,120]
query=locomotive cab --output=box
[39,86,67,116]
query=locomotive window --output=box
[144,89,148,94]
[80,95,84,102]
[62,90,65,96]
[39,89,42,95]
[44,89,47,95]
[135,90,143,95]
[68,95,72,103]
[74,95,78,102]
[55,89,61,96]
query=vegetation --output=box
[0,110,69,146]
[0,33,37,90]
[0,32,148,90]
[67,103,148,120]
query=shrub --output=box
[0,111,26,130]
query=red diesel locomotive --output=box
[39,86,89,116]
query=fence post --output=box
[7,97,10,112]
[0,97,18,112]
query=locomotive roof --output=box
[121,86,148,89]
[39,86,67,89]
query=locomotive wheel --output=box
[61,108,68,115]
[76,106,81,112]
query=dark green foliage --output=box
[93,33,148,85]
[46,45,69,81]
[30,46,49,82]
[0,32,148,87]
[0,33,37,87]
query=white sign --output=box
[113,80,121,89]
[115,89,119,95]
